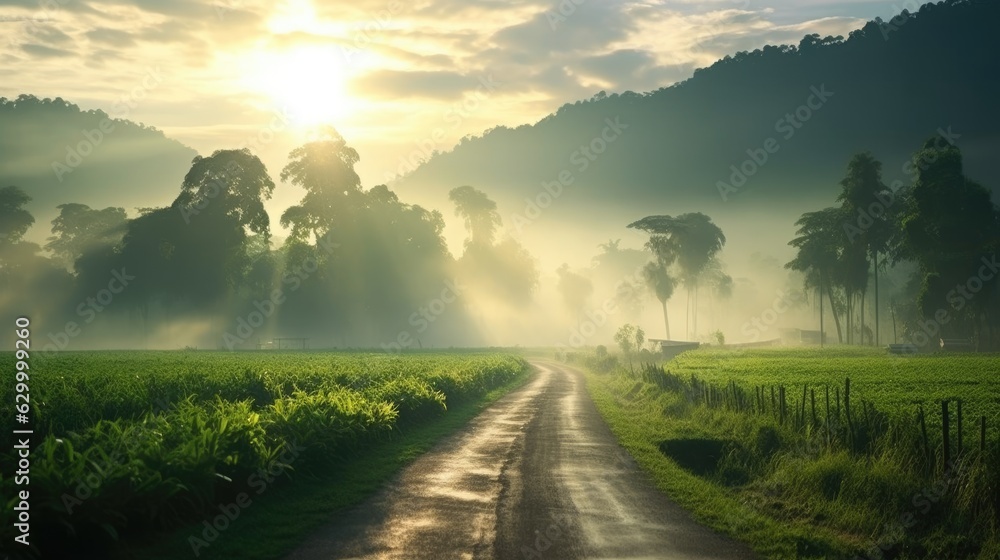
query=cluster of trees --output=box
[626,213,732,341]
[786,136,1000,350]
[0,132,539,349]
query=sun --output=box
[243,44,359,127]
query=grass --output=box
[0,351,530,559]
[668,347,1000,416]
[579,347,1000,560]
[132,363,534,560]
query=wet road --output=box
[285,361,755,560]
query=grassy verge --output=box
[583,364,852,559]
[131,363,534,560]
[578,351,1000,560]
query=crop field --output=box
[666,347,1000,426]
[584,347,1000,559]
[0,351,528,558]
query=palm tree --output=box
[836,152,891,345]
[643,260,677,339]
[629,213,726,339]
[786,207,846,343]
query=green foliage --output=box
[0,351,527,558]
[594,348,1000,558]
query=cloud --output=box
[86,27,136,47]
[350,69,479,100]
[27,24,73,45]
[0,0,876,193]
[491,1,635,55]
[576,49,693,90]
[21,43,72,58]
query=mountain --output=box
[0,95,197,238]
[392,0,1000,228]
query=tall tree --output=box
[0,186,38,281]
[280,132,363,242]
[46,204,127,269]
[628,213,725,339]
[897,136,1000,348]
[0,186,75,347]
[450,186,538,307]
[0,186,33,246]
[787,207,847,343]
[177,148,276,239]
[449,185,502,247]
[837,152,891,345]
[642,260,676,339]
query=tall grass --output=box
[0,352,527,559]
[594,356,1000,559]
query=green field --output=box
[0,351,529,559]
[582,347,1000,560]
[668,347,1000,427]
[672,346,1000,398]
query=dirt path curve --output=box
[285,360,756,560]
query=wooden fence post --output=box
[810,388,817,428]
[778,385,787,426]
[919,405,931,472]
[844,378,853,449]
[942,400,951,469]
[957,400,963,457]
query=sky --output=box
[2,0,893,213]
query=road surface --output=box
[285,360,755,560]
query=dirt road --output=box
[285,360,755,559]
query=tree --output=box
[451,186,538,307]
[786,207,847,343]
[629,212,726,339]
[837,152,891,345]
[46,204,127,269]
[279,132,363,242]
[614,324,637,353]
[614,323,645,354]
[0,186,34,247]
[704,258,733,331]
[614,278,645,319]
[108,149,278,338]
[177,148,276,238]
[449,185,501,247]
[896,136,1000,349]
[0,187,75,346]
[0,186,43,281]
[642,260,677,339]
[591,239,650,303]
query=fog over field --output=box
[5,2,1000,559]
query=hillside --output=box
[0,95,197,235]
[392,0,1000,222]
